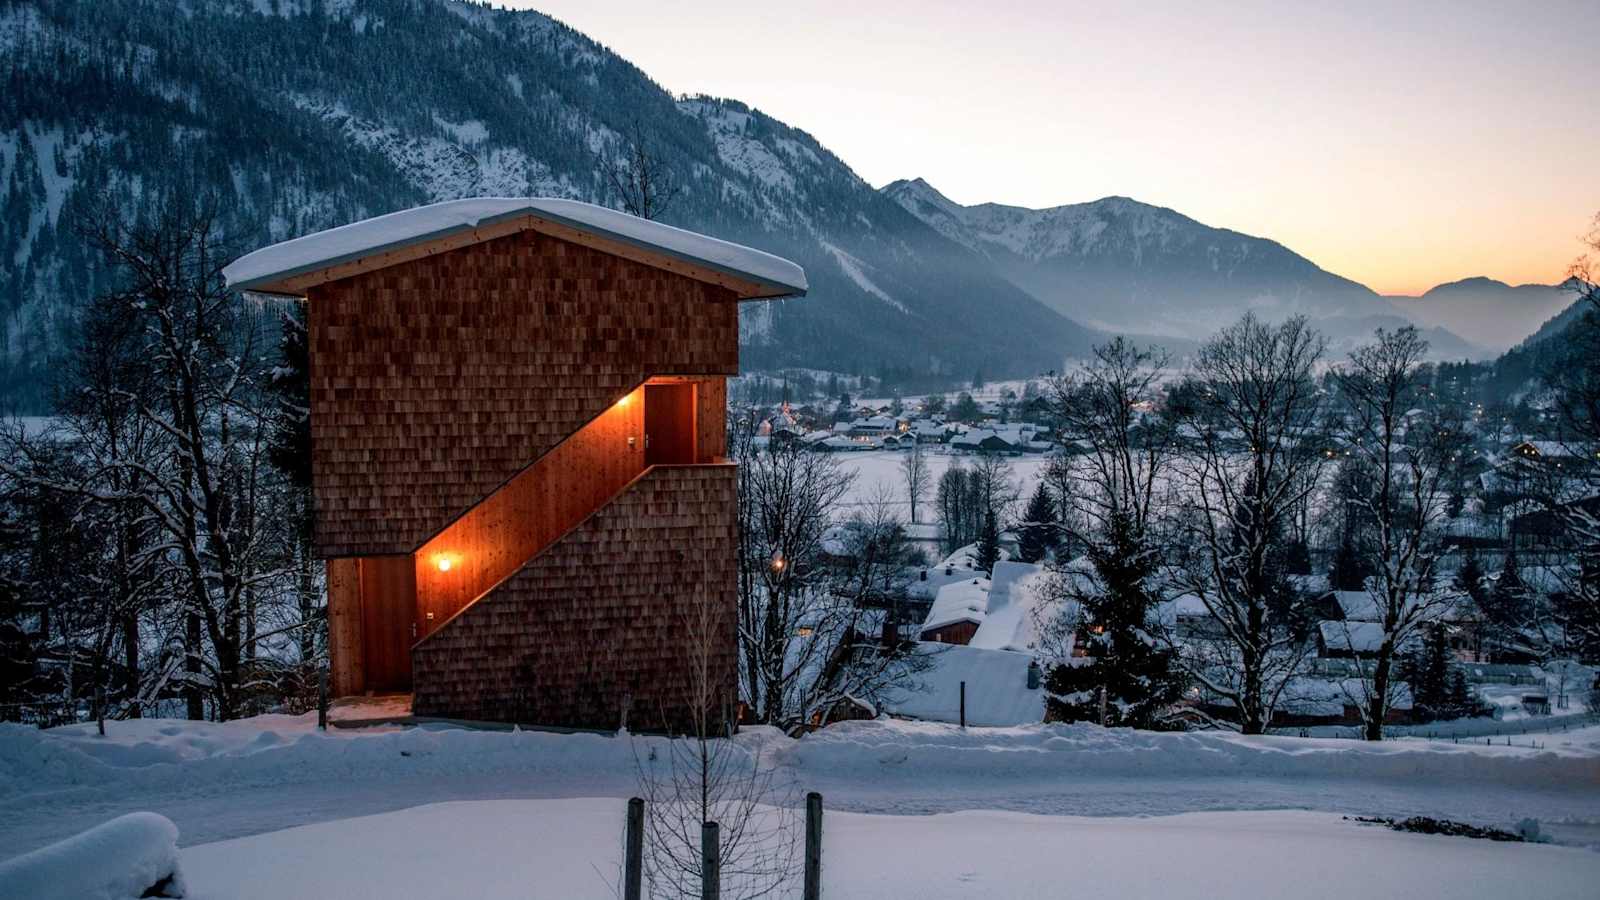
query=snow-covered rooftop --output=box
[879,643,1044,726]
[970,561,1061,653]
[223,197,808,299]
[921,576,991,633]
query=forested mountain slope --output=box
[0,0,1098,410]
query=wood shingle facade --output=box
[225,199,805,727]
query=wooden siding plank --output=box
[326,557,365,697]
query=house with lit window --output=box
[224,198,806,730]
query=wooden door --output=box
[645,383,696,466]
[358,556,416,691]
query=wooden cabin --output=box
[224,198,807,730]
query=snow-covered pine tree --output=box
[975,509,1001,573]
[1487,550,1529,630]
[1016,484,1057,564]
[1044,508,1186,728]
[1039,337,1186,729]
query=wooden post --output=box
[701,821,720,900]
[804,791,823,900]
[317,669,329,731]
[959,681,966,729]
[625,797,644,900]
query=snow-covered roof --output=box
[223,197,808,299]
[970,561,1062,653]
[1331,590,1381,622]
[921,577,992,633]
[1318,620,1388,654]
[879,644,1044,726]
[907,563,983,601]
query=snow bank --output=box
[223,197,808,297]
[0,812,184,899]
[0,717,650,801]
[178,799,1600,900]
[7,710,1596,814]
[781,719,1600,789]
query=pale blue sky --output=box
[501,0,1599,294]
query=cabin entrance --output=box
[644,383,697,465]
[358,556,415,692]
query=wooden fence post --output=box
[701,821,720,900]
[317,669,328,731]
[625,797,644,900]
[959,681,966,729]
[805,791,823,900]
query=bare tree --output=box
[1334,326,1461,739]
[1543,213,1600,658]
[633,560,798,899]
[1169,314,1329,734]
[730,437,928,730]
[1047,338,1174,537]
[971,450,1019,525]
[899,438,930,524]
[598,120,684,221]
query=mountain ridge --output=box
[879,176,1482,357]
[0,0,1099,411]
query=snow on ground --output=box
[833,449,1053,516]
[5,714,1600,863]
[179,799,1600,900]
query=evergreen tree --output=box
[975,509,1000,573]
[267,302,312,488]
[833,392,853,423]
[1282,539,1312,577]
[1016,484,1057,564]
[1329,531,1372,591]
[951,392,980,423]
[1485,550,1529,631]
[1445,669,1483,720]
[1400,624,1452,719]
[1455,548,1487,600]
[1044,508,1187,728]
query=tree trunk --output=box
[122,611,140,718]
[185,611,204,720]
[1365,644,1394,741]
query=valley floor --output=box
[3,716,1599,896]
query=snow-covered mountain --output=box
[1388,277,1578,353]
[0,0,1098,410]
[882,178,1483,358]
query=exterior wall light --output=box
[437,557,452,572]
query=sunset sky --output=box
[509,0,1599,296]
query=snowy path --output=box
[3,718,1598,858]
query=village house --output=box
[223,198,806,731]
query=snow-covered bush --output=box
[0,811,185,899]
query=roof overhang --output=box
[223,198,808,301]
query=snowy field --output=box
[833,449,1054,517]
[5,714,1600,895]
[176,800,1600,900]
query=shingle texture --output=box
[411,465,739,731]
[307,229,738,557]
